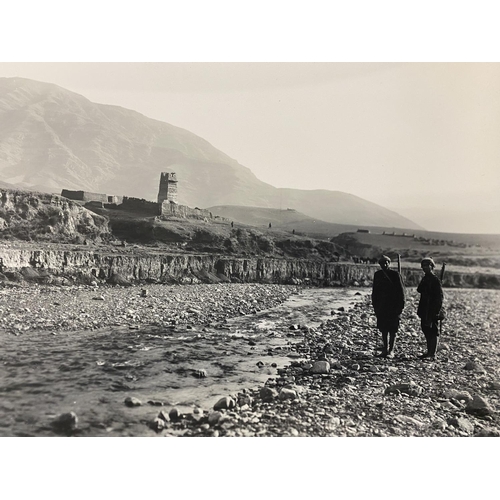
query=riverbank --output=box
[1,283,499,437]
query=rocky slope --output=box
[0,77,420,229]
[0,188,110,242]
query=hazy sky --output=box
[1,2,499,234]
[1,62,499,233]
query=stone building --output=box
[157,172,178,204]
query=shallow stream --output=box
[0,287,369,436]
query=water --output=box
[0,287,369,436]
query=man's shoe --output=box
[418,352,430,359]
[386,351,395,359]
[377,350,388,358]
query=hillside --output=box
[209,205,397,237]
[0,77,420,230]
[0,188,350,262]
[0,188,110,243]
[331,230,500,269]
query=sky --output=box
[1,5,500,236]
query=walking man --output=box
[371,255,406,358]
[417,257,444,360]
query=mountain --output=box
[0,77,422,230]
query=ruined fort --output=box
[61,172,217,220]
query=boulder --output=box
[260,386,278,402]
[444,389,473,403]
[464,360,486,373]
[279,388,298,400]
[208,411,222,426]
[384,382,423,397]
[107,273,132,286]
[447,417,474,434]
[150,417,166,432]
[474,428,500,437]
[192,369,207,378]
[311,360,330,374]
[466,395,494,417]
[213,396,236,411]
[238,393,254,407]
[157,411,170,422]
[169,407,181,421]
[52,412,78,434]
[124,396,142,407]
[20,267,40,280]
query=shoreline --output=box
[1,284,499,437]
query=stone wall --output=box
[61,190,108,203]
[61,190,123,205]
[159,201,213,220]
[121,197,161,216]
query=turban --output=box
[421,257,435,268]
[378,255,391,265]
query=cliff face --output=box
[0,189,111,242]
[1,247,498,289]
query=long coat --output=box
[417,273,443,324]
[372,268,405,320]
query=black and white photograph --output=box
[1,2,498,498]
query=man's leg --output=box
[377,330,388,357]
[426,323,439,359]
[419,321,431,358]
[387,331,397,358]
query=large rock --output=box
[52,412,78,434]
[384,382,423,397]
[213,396,236,411]
[447,417,474,434]
[107,273,132,286]
[169,407,181,421]
[311,360,330,374]
[466,395,494,417]
[124,396,142,407]
[260,386,278,402]
[464,360,486,373]
[279,388,298,400]
[444,389,473,403]
[208,411,222,426]
[150,417,166,432]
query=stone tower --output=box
[157,172,178,204]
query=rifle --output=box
[438,262,446,335]
[397,254,401,274]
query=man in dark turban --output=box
[417,257,444,360]
[371,255,406,358]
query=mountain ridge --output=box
[0,76,422,230]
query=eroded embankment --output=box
[0,247,499,288]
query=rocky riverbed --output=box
[0,282,499,437]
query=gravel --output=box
[1,283,499,437]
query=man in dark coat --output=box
[417,257,444,360]
[372,255,406,358]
